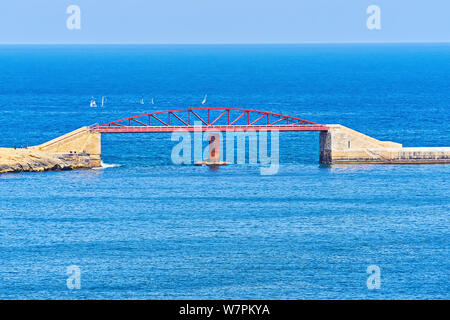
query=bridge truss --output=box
[92,108,329,133]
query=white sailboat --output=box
[90,97,97,107]
[150,97,154,105]
[201,94,207,105]
[140,97,144,105]
[100,96,105,107]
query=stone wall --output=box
[33,127,102,167]
[320,125,450,164]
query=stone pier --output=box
[320,124,450,164]
[33,126,102,167]
[0,127,102,174]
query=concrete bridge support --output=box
[33,127,102,167]
[320,125,450,164]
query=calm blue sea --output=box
[0,44,449,299]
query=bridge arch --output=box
[92,107,329,133]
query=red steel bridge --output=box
[91,108,329,133]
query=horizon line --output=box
[0,41,449,45]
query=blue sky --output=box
[0,0,448,44]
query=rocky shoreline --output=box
[0,147,95,174]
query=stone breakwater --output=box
[1,124,449,173]
[0,148,96,174]
[0,127,102,174]
[319,125,450,164]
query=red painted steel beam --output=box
[230,111,247,125]
[210,110,228,126]
[151,114,168,126]
[249,114,267,126]
[190,110,208,126]
[94,125,330,133]
[98,107,322,127]
[170,112,189,126]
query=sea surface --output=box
[0,44,448,299]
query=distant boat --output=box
[201,94,207,105]
[140,97,144,105]
[100,96,105,107]
[90,97,97,107]
[150,97,154,105]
